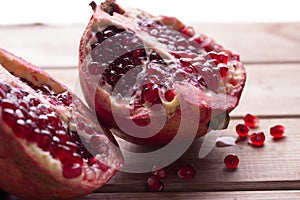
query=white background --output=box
[0,0,299,25]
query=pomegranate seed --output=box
[25,128,40,142]
[2,108,15,127]
[62,163,82,179]
[270,125,285,139]
[224,154,239,169]
[152,166,168,179]
[249,132,265,147]
[235,124,249,137]
[97,161,110,172]
[244,114,259,128]
[88,62,101,75]
[63,154,84,166]
[37,131,52,150]
[57,92,72,106]
[147,176,164,192]
[177,164,196,179]
[218,64,229,78]
[142,84,161,104]
[13,119,31,138]
[164,90,175,102]
[1,99,15,110]
[88,157,97,165]
[181,26,195,37]
[50,144,73,163]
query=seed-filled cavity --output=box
[87,18,234,109]
[0,81,110,179]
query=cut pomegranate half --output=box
[0,48,123,200]
[79,0,246,146]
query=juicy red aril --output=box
[249,132,265,147]
[244,114,259,128]
[88,62,101,75]
[62,163,83,179]
[147,176,164,192]
[224,154,239,169]
[217,64,229,78]
[89,21,234,110]
[142,84,161,104]
[208,51,228,65]
[13,119,32,139]
[0,82,105,179]
[270,125,285,139]
[177,164,196,179]
[164,90,175,102]
[235,124,249,137]
[152,166,168,179]
[2,108,15,127]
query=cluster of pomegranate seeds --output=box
[243,113,259,128]
[87,18,237,109]
[227,114,287,169]
[146,166,168,192]
[270,125,285,139]
[0,82,108,179]
[20,79,73,107]
[177,164,196,179]
[146,163,198,191]
[235,124,249,137]
[224,154,239,169]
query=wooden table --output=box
[1,22,300,199]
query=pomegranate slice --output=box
[79,0,246,146]
[0,48,123,200]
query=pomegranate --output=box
[79,0,246,146]
[0,48,123,200]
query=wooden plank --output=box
[44,63,300,117]
[78,190,300,200]
[231,63,300,117]
[3,190,300,200]
[192,22,300,64]
[1,23,300,66]
[96,118,300,193]
[0,25,83,67]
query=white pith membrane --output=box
[80,4,245,120]
[0,50,123,192]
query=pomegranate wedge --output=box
[79,0,246,146]
[0,48,123,200]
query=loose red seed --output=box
[249,132,265,147]
[147,176,164,192]
[235,124,249,137]
[270,125,285,139]
[243,113,259,128]
[177,164,196,179]
[224,154,239,169]
[152,166,168,179]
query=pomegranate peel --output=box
[79,1,246,146]
[0,48,123,200]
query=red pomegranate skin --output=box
[79,1,246,146]
[0,48,123,200]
